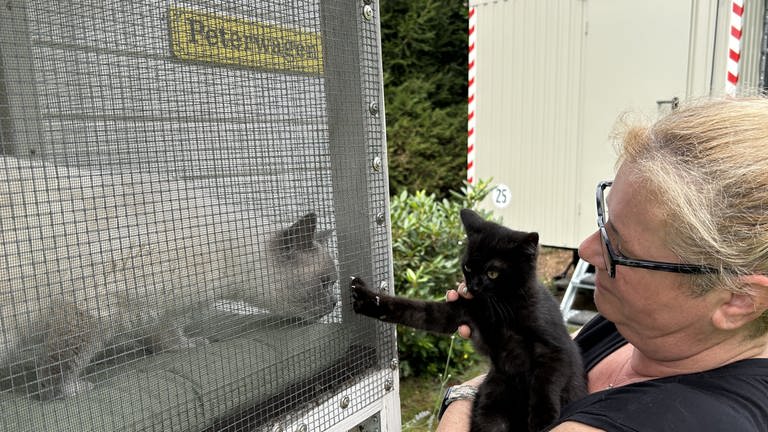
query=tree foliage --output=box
[381,1,467,197]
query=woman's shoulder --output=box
[555,358,768,432]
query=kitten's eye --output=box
[463,265,471,272]
[487,270,499,279]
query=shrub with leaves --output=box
[390,179,493,378]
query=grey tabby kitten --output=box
[0,156,338,400]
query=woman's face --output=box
[579,164,725,357]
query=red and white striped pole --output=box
[726,0,744,96]
[467,6,477,185]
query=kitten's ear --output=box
[523,232,540,255]
[279,212,318,252]
[460,209,486,234]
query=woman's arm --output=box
[434,373,485,432]
[435,398,473,432]
[436,406,604,432]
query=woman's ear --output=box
[740,275,768,311]
[712,275,768,331]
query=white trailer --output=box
[469,0,766,249]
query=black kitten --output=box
[350,209,586,432]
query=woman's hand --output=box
[447,281,473,339]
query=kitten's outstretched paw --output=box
[349,277,380,316]
[62,378,94,398]
[174,335,210,350]
[148,329,210,353]
[36,377,95,401]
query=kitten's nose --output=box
[321,275,334,289]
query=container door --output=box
[574,0,695,244]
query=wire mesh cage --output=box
[0,0,397,430]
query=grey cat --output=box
[0,156,338,400]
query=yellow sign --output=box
[169,6,323,75]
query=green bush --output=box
[390,179,493,378]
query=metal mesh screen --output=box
[0,0,395,430]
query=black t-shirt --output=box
[554,316,768,431]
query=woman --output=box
[438,96,768,431]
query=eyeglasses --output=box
[596,180,720,278]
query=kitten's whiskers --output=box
[487,293,514,323]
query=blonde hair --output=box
[617,96,768,336]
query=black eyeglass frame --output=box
[596,180,720,278]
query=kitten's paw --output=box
[186,336,210,348]
[349,277,382,316]
[38,377,95,400]
[61,378,94,398]
[168,335,210,350]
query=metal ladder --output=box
[559,259,598,325]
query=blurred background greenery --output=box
[381,0,467,198]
